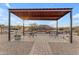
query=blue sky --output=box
[0,3,79,27]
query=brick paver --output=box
[29,35,53,54]
[0,33,79,55]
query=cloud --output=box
[72,13,79,26]
[24,20,39,26]
[0,8,8,21]
[0,8,8,16]
[5,3,11,8]
[48,21,56,27]
[48,21,71,27]
[0,14,2,17]
[73,13,79,19]
[0,8,4,14]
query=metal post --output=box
[56,20,58,36]
[70,11,73,43]
[8,10,11,41]
[23,20,24,36]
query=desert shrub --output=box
[74,29,79,36]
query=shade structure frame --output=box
[8,8,73,43]
[70,10,73,43]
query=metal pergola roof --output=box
[9,8,72,20]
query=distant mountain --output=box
[27,25,54,32]
[37,25,54,30]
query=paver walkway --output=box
[29,35,53,54]
[0,33,79,55]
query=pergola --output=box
[8,8,73,43]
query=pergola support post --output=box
[8,10,11,41]
[23,20,25,36]
[56,20,58,36]
[70,10,73,43]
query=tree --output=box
[28,23,38,32]
[0,24,4,33]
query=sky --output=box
[0,3,79,27]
